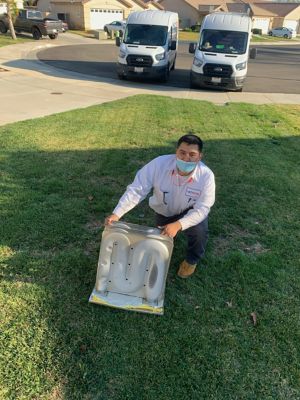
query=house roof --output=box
[180,0,242,9]
[253,2,300,17]
[50,0,135,6]
[143,0,164,9]
[250,4,277,16]
[129,0,148,8]
[50,0,90,3]
[118,0,133,7]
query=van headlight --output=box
[236,62,246,71]
[155,52,165,61]
[119,50,126,59]
[193,57,203,67]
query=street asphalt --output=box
[0,32,300,126]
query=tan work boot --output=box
[177,260,197,278]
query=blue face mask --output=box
[176,158,198,174]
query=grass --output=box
[68,29,96,39]
[0,32,33,47]
[0,95,300,400]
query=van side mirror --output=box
[169,40,177,50]
[116,37,121,47]
[249,47,257,59]
[189,43,196,54]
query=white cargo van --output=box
[116,10,178,82]
[189,12,256,91]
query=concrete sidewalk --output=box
[1,34,300,126]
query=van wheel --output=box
[32,28,42,40]
[283,34,288,39]
[49,33,58,40]
[171,57,176,71]
[161,65,170,83]
[190,78,197,89]
[0,21,7,34]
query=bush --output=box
[252,28,262,35]
[191,24,201,32]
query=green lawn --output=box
[0,33,33,47]
[0,96,300,400]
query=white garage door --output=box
[284,20,298,33]
[90,9,123,30]
[252,18,270,34]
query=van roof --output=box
[202,12,251,32]
[127,10,178,26]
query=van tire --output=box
[171,56,176,71]
[0,21,7,34]
[190,78,197,89]
[49,33,58,40]
[283,34,288,39]
[161,65,170,83]
[32,28,42,40]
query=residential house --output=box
[255,2,300,32]
[37,0,163,30]
[0,0,24,13]
[229,2,300,33]
[158,0,238,27]
[159,0,299,33]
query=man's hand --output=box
[159,221,182,238]
[104,214,120,226]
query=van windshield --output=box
[123,24,168,46]
[199,29,248,54]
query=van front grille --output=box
[203,63,233,77]
[126,55,153,67]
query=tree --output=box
[5,0,17,40]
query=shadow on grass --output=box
[1,138,300,399]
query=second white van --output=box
[189,12,256,91]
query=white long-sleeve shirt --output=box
[113,155,215,230]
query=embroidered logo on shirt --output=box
[185,187,201,198]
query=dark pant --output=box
[155,211,209,265]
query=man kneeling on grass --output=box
[105,134,215,278]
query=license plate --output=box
[134,67,143,73]
[211,77,221,83]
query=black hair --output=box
[177,134,203,152]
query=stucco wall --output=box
[122,0,143,18]
[272,17,283,28]
[160,0,199,27]
[285,6,300,21]
[37,0,52,13]
[54,3,85,29]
